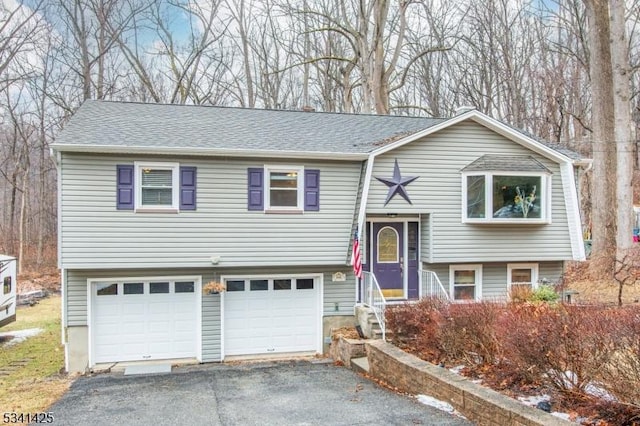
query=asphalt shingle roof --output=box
[53,100,585,162]
[54,100,444,155]
[462,155,553,173]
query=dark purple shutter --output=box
[248,168,264,210]
[304,169,320,211]
[116,165,134,210]
[180,166,197,210]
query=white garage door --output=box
[92,279,199,364]
[224,276,320,357]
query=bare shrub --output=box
[438,301,504,369]
[596,306,640,409]
[385,298,446,362]
[500,304,621,398]
[509,285,533,303]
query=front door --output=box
[373,222,404,299]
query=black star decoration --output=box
[375,159,419,206]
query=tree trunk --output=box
[610,0,635,303]
[18,174,27,273]
[583,0,617,269]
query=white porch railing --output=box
[360,271,387,340]
[420,269,450,301]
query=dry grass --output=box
[0,296,74,420]
[565,279,640,305]
[562,260,640,305]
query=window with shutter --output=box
[251,166,320,212]
[118,163,197,212]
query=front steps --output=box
[350,356,370,374]
[354,305,384,339]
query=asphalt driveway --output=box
[48,360,473,426]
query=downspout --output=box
[52,149,67,363]
[354,157,375,308]
[561,160,588,261]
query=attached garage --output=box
[90,277,201,364]
[223,274,322,357]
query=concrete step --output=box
[350,356,369,374]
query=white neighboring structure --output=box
[0,255,17,327]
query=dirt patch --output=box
[17,268,60,294]
[331,326,361,340]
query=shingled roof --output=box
[461,155,553,173]
[53,100,443,156]
[53,100,584,162]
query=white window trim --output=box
[264,165,304,211]
[134,161,180,212]
[507,263,539,292]
[461,171,551,224]
[449,264,483,301]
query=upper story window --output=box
[117,163,197,212]
[267,166,304,209]
[247,166,320,212]
[136,162,180,210]
[461,155,551,224]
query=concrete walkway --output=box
[49,360,473,425]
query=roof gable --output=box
[461,155,552,173]
[370,110,581,165]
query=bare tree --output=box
[0,0,45,90]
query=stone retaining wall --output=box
[366,340,573,426]
[329,336,366,368]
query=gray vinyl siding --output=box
[368,121,574,262]
[65,265,355,327]
[60,154,360,269]
[423,261,565,300]
[202,294,221,361]
[322,271,357,316]
[420,214,431,261]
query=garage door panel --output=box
[148,320,172,333]
[174,320,194,332]
[148,302,171,315]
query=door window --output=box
[124,283,144,294]
[377,226,399,263]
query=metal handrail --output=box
[420,269,450,301]
[361,271,387,341]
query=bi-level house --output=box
[52,101,587,372]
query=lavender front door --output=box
[372,222,404,298]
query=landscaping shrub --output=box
[387,299,504,369]
[385,298,446,362]
[499,304,623,398]
[438,301,504,369]
[509,285,533,303]
[385,296,640,423]
[595,306,640,410]
[529,284,559,303]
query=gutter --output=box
[50,144,369,161]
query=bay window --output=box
[462,156,551,223]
